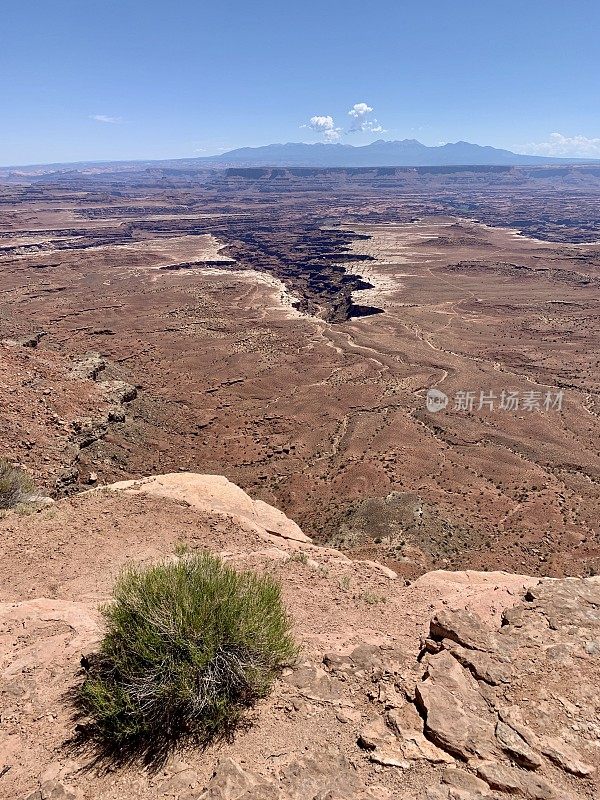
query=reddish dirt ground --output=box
[1,169,599,578]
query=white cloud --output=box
[523,132,600,158]
[301,103,386,142]
[302,115,342,142]
[348,102,373,119]
[347,102,386,134]
[308,115,336,131]
[324,128,342,142]
[89,114,122,124]
[351,117,386,134]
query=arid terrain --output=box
[1,165,599,578]
[1,165,600,800]
[1,473,599,800]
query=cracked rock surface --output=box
[1,479,599,799]
[352,575,600,799]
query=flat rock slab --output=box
[105,472,312,543]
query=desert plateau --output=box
[3,6,600,792]
[1,162,600,799]
[2,165,599,578]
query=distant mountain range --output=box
[193,139,589,168]
[3,139,598,176]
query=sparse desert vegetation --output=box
[0,459,35,510]
[77,551,297,761]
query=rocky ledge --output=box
[1,474,598,800]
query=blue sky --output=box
[2,0,599,165]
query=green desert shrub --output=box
[78,552,297,761]
[0,459,35,509]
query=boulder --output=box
[476,761,571,800]
[495,722,541,770]
[445,642,512,685]
[430,609,497,652]
[415,651,498,761]
[441,767,492,794]
[541,737,595,777]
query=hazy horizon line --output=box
[4,137,600,170]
